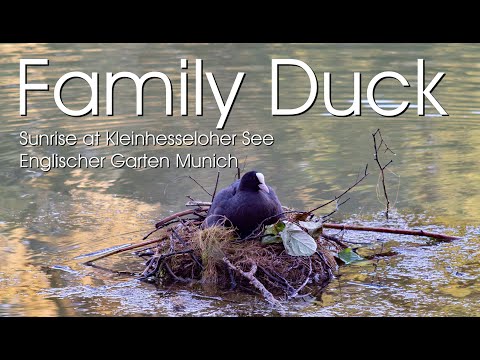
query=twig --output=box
[372,129,394,220]
[164,175,212,198]
[308,164,369,214]
[188,176,212,197]
[223,258,285,311]
[225,262,237,290]
[164,262,191,283]
[364,250,398,260]
[135,248,156,257]
[192,213,206,220]
[146,221,176,240]
[84,236,169,265]
[142,256,163,278]
[322,223,460,241]
[288,258,312,299]
[185,201,213,207]
[140,249,194,279]
[233,156,248,181]
[171,228,203,270]
[241,155,248,173]
[87,263,138,277]
[321,232,348,248]
[211,171,220,202]
[258,265,295,295]
[155,208,208,228]
[321,197,351,221]
[168,234,175,252]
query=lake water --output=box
[1,43,479,316]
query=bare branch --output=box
[211,171,220,202]
[323,223,460,241]
[382,159,393,171]
[188,176,212,197]
[308,165,369,214]
[288,258,312,299]
[164,262,191,283]
[320,232,348,248]
[234,155,247,181]
[223,258,285,312]
[321,197,351,221]
[172,228,203,270]
[84,236,169,265]
[139,249,194,279]
[155,208,208,229]
[185,201,213,207]
[372,129,394,220]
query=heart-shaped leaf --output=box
[299,221,323,237]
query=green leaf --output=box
[280,222,317,257]
[263,220,285,236]
[337,248,364,264]
[299,221,323,237]
[262,221,286,245]
[261,235,283,245]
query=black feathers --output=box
[203,171,283,239]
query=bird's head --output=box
[239,170,270,193]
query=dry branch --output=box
[372,129,395,219]
[84,236,169,265]
[308,164,369,214]
[323,223,460,241]
[188,175,212,197]
[288,257,312,299]
[155,208,208,228]
[185,201,214,207]
[212,171,220,201]
[223,258,285,311]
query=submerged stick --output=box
[322,223,460,241]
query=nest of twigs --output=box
[133,204,346,309]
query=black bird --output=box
[203,171,283,239]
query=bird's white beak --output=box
[256,173,270,193]
[259,183,269,193]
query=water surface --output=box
[0,43,479,316]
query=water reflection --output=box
[0,43,479,316]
